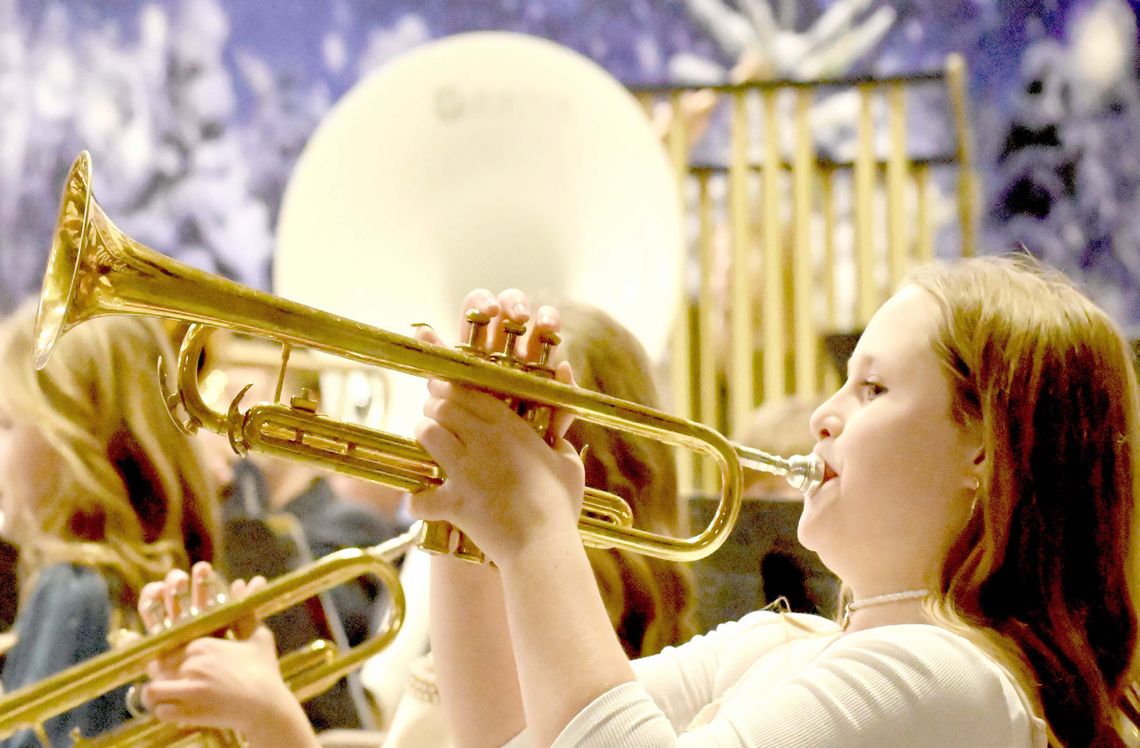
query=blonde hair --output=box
[558,303,701,657]
[0,301,220,610]
[910,255,1139,747]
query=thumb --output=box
[404,484,454,522]
[229,576,268,640]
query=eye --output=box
[859,379,887,400]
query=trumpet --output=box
[0,526,415,745]
[37,151,822,566]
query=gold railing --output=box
[634,55,977,492]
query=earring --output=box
[970,476,982,514]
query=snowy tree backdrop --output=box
[2,0,1138,333]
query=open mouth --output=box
[821,461,838,485]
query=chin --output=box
[796,507,823,553]
[796,479,838,545]
[796,520,846,580]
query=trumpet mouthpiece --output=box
[784,453,824,496]
[735,446,824,497]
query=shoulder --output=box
[24,563,111,612]
[817,624,1044,745]
[654,609,838,668]
[17,563,113,639]
[826,624,1019,690]
[716,609,839,640]
[832,623,1012,675]
[5,565,115,691]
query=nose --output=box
[810,392,843,441]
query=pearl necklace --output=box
[842,588,929,629]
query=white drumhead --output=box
[275,31,683,432]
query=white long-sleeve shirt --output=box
[506,611,1046,747]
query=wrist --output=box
[241,687,316,748]
[496,524,583,576]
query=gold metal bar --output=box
[886,81,909,288]
[945,53,976,257]
[820,165,840,394]
[792,88,816,397]
[728,90,754,438]
[666,89,695,496]
[666,90,689,174]
[854,83,877,326]
[914,163,933,263]
[634,90,655,121]
[760,88,785,405]
[696,172,719,495]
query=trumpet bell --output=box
[34,150,93,370]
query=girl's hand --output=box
[141,625,289,735]
[137,562,262,639]
[136,564,317,746]
[409,288,586,565]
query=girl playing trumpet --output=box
[140,255,1137,747]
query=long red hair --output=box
[558,303,701,657]
[913,256,1138,747]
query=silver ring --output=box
[125,683,148,718]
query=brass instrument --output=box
[11,149,821,744]
[38,152,821,569]
[0,525,415,745]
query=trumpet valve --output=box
[534,329,561,369]
[456,310,493,357]
[519,331,560,381]
[490,319,527,365]
[418,520,455,555]
[524,406,555,445]
[452,531,486,564]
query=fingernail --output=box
[175,589,193,621]
[196,568,229,610]
[141,597,168,634]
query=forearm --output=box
[499,532,636,747]
[430,555,525,748]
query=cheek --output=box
[845,417,972,543]
[841,416,921,493]
[849,406,961,487]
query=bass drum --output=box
[274,31,683,436]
